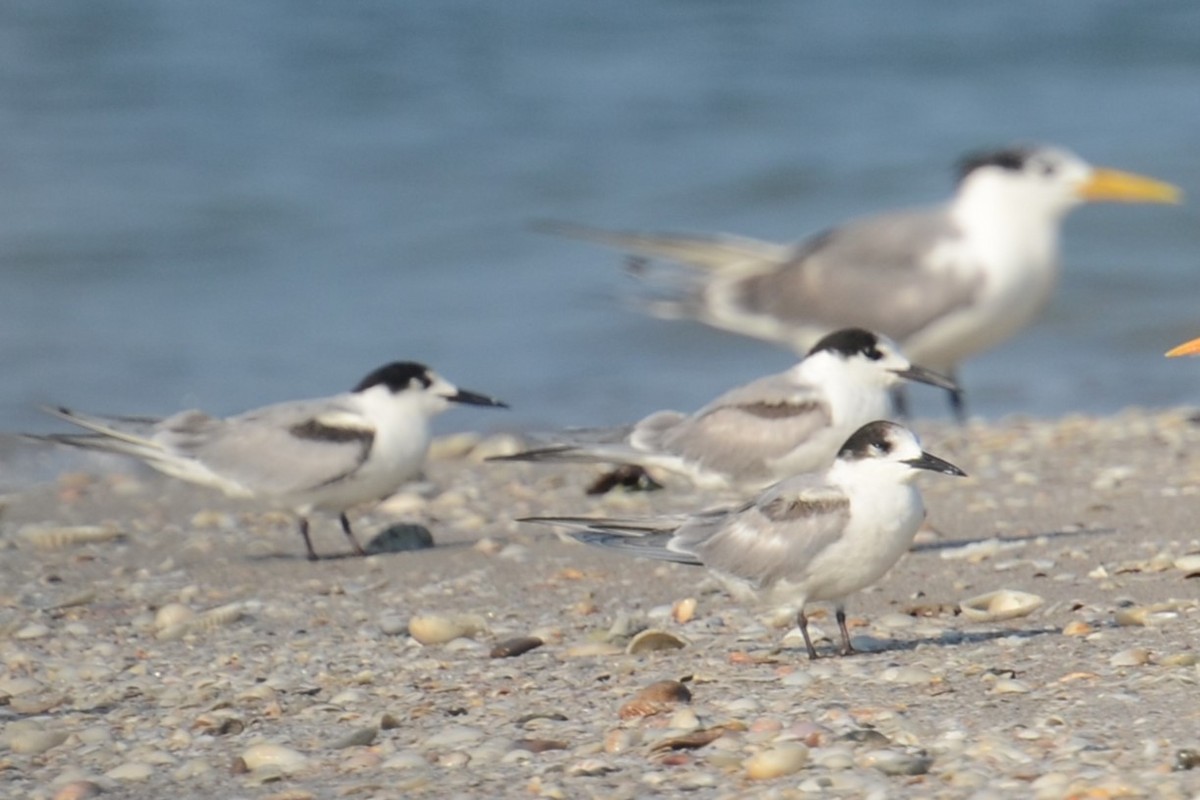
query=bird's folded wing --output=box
[654,376,831,476]
[725,208,982,341]
[678,479,850,588]
[163,399,376,495]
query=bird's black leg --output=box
[836,607,856,656]
[797,609,820,660]
[298,517,319,562]
[340,513,368,557]
[948,371,967,423]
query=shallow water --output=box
[2,1,1198,438]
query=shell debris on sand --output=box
[958,589,1045,622]
[4,409,1200,797]
[18,523,125,550]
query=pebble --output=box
[744,744,809,780]
[490,636,544,658]
[52,781,104,800]
[860,748,934,776]
[105,762,154,781]
[365,523,435,554]
[5,723,69,755]
[424,725,486,748]
[330,727,377,749]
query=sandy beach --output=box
[3,409,1200,799]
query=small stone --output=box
[15,623,51,640]
[861,748,933,776]
[383,751,429,771]
[365,524,434,554]
[745,744,809,780]
[424,725,486,749]
[330,727,377,749]
[879,666,935,685]
[379,615,408,636]
[990,679,1032,695]
[490,636,544,658]
[5,724,69,755]
[105,762,154,781]
[1062,620,1092,636]
[53,781,104,800]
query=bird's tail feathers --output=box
[519,515,701,565]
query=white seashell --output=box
[154,603,196,630]
[156,602,245,640]
[671,597,697,624]
[407,613,485,645]
[959,589,1044,622]
[240,743,309,774]
[744,744,809,780]
[20,524,124,550]
[1173,553,1200,572]
[625,629,688,655]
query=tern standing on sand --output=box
[32,362,507,560]
[523,420,965,659]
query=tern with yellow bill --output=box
[543,145,1181,420]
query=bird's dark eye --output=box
[1040,162,1057,177]
[865,346,883,361]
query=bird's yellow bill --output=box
[1079,168,1182,204]
[1166,336,1200,358]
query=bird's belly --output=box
[905,253,1057,369]
[305,436,428,513]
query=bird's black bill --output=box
[450,388,509,408]
[892,365,959,392]
[904,451,966,477]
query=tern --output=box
[541,144,1181,419]
[494,328,954,491]
[31,362,507,560]
[522,420,965,659]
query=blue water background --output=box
[2,1,1199,438]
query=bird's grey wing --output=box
[160,398,376,495]
[727,207,982,341]
[535,220,791,272]
[650,376,831,480]
[673,477,851,589]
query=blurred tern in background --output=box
[541,144,1181,419]
[30,362,507,560]
[522,420,965,659]
[493,328,954,491]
